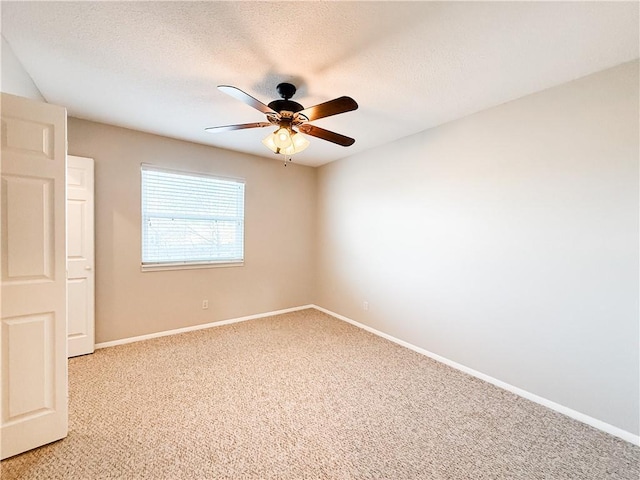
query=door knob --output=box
[85,266,93,271]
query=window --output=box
[141,164,245,270]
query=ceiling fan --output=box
[206,83,358,156]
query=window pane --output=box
[141,166,244,265]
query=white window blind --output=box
[141,165,245,269]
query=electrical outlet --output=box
[202,300,209,310]
[362,301,369,311]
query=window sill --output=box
[141,261,244,272]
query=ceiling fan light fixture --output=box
[262,128,309,155]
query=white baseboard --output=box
[311,305,640,446]
[95,304,315,349]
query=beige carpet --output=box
[1,309,638,479]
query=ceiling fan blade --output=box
[218,85,276,115]
[205,122,272,133]
[298,124,355,146]
[298,96,358,121]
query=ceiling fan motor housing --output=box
[268,99,304,113]
[268,83,304,113]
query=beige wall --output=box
[316,61,639,435]
[68,118,317,343]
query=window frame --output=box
[140,164,245,272]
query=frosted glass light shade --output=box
[262,134,278,153]
[273,127,292,149]
[291,132,310,152]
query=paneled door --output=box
[67,155,95,357]
[1,93,68,459]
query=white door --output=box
[1,93,68,459]
[67,155,95,357]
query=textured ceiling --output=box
[1,1,638,167]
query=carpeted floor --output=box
[1,309,638,479]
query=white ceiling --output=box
[1,1,638,167]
